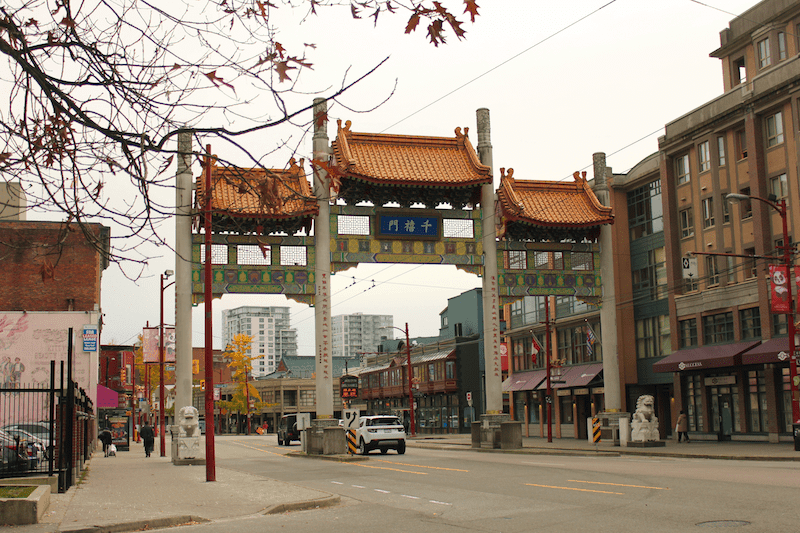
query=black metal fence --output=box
[0,359,94,492]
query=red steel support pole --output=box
[545,297,552,443]
[405,323,415,437]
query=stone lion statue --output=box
[631,395,660,442]
[178,406,200,438]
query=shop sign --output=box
[592,387,604,394]
[705,375,736,386]
[573,388,589,395]
[556,389,571,397]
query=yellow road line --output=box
[228,440,288,457]
[342,461,428,475]
[525,483,623,495]
[567,480,669,490]
[373,459,468,473]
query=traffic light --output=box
[120,368,127,383]
[200,379,205,391]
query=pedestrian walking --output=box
[140,421,155,457]
[676,410,689,443]
[99,428,113,457]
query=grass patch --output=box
[0,486,36,498]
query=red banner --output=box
[771,265,791,313]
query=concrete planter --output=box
[0,485,50,525]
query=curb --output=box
[264,494,341,515]
[59,514,208,533]
[407,441,800,461]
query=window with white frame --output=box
[680,208,694,238]
[758,37,771,69]
[676,154,690,185]
[507,250,526,270]
[721,194,730,223]
[698,141,711,173]
[705,256,719,286]
[778,32,787,61]
[701,197,715,228]
[717,136,726,167]
[766,111,784,147]
[770,173,788,200]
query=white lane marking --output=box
[352,485,365,488]
[429,500,452,505]
[331,481,343,485]
[375,489,390,494]
[401,495,420,499]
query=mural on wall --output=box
[0,312,99,425]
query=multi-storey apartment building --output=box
[331,313,393,363]
[654,0,800,442]
[221,306,298,378]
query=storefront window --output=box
[781,367,792,432]
[559,395,573,424]
[747,370,768,433]
[685,375,703,431]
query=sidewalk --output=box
[412,433,800,461]
[20,436,337,533]
[10,432,799,533]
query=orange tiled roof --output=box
[497,169,613,228]
[331,120,492,188]
[196,159,318,220]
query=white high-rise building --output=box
[332,313,393,363]
[221,306,297,378]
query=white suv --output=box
[355,415,406,455]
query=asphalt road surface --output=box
[174,436,800,532]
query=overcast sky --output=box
[96,0,758,354]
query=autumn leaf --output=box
[24,19,39,29]
[0,153,11,165]
[258,243,270,259]
[427,20,446,46]
[204,70,236,93]
[275,42,286,59]
[315,109,328,128]
[59,16,75,30]
[405,13,421,34]
[351,3,361,19]
[386,1,395,14]
[464,0,480,22]
[275,61,296,82]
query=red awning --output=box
[503,369,547,391]
[653,341,760,373]
[567,363,603,387]
[740,337,792,365]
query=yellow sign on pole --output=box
[592,417,601,444]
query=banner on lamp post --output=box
[770,265,791,313]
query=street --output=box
[167,436,800,532]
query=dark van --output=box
[277,414,300,446]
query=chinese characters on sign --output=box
[340,375,359,399]
[378,213,441,239]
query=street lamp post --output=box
[383,324,416,437]
[160,269,175,457]
[728,193,799,425]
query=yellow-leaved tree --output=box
[218,334,262,431]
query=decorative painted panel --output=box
[192,234,315,305]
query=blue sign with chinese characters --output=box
[378,213,441,239]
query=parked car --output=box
[355,415,406,455]
[0,430,32,472]
[2,423,53,448]
[1,428,46,461]
[277,414,300,446]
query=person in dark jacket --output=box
[99,428,113,457]
[140,422,155,457]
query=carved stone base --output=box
[176,436,200,459]
[626,440,666,448]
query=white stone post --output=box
[476,108,503,415]
[313,99,334,419]
[175,132,194,420]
